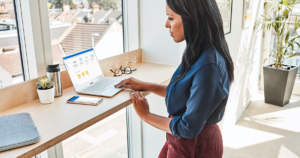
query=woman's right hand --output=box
[115,77,147,91]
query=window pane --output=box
[286,8,300,80]
[0,0,25,88]
[62,109,128,158]
[47,0,124,71]
[216,0,232,34]
[47,1,128,157]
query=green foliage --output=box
[48,2,53,9]
[254,0,300,68]
[61,0,68,3]
[70,2,77,10]
[87,0,118,11]
[54,0,63,8]
[68,0,77,10]
[62,0,76,9]
[36,77,54,90]
[51,0,76,9]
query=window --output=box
[216,0,233,34]
[284,9,300,80]
[47,0,124,71]
[33,109,128,158]
[0,0,25,88]
[45,1,128,158]
[62,109,128,158]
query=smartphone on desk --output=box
[67,96,103,106]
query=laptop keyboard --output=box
[81,78,121,94]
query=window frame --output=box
[13,0,28,81]
[225,0,233,35]
[16,0,142,157]
[15,0,53,80]
[0,0,50,87]
[123,0,143,157]
[0,0,144,156]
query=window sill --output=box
[0,62,177,158]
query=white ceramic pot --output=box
[37,86,55,104]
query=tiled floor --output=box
[62,109,128,158]
[223,93,300,158]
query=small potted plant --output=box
[36,77,55,104]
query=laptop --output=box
[63,48,123,97]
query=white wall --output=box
[139,0,184,65]
[94,22,123,60]
[219,0,264,133]
[138,0,264,157]
[138,0,183,157]
[0,65,12,88]
[142,94,169,158]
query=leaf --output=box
[263,58,269,64]
[294,41,300,48]
[282,0,289,5]
[290,35,300,42]
[295,15,298,29]
[288,53,297,58]
[288,41,295,50]
[283,9,289,17]
[285,31,290,44]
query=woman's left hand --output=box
[129,91,150,120]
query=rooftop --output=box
[91,11,122,24]
[0,44,64,76]
[0,51,22,76]
[55,9,91,23]
[0,8,122,76]
[60,23,111,55]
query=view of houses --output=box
[0,0,123,88]
[0,0,21,88]
[48,1,126,158]
[0,1,127,157]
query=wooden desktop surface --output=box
[0,62,177,158]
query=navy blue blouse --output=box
[166,46,230,139]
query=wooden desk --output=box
[0,62,177,158]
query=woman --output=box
[115,0,234,157]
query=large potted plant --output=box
[254,0,300,106]
[36,77,55,104]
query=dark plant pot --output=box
[264,65,298,107]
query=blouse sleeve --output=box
[169,63,226,138]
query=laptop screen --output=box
[63,49,103,88]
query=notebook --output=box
[0,113,40,152]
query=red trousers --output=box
[158,123,223,158]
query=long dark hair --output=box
[167,0,234,84]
